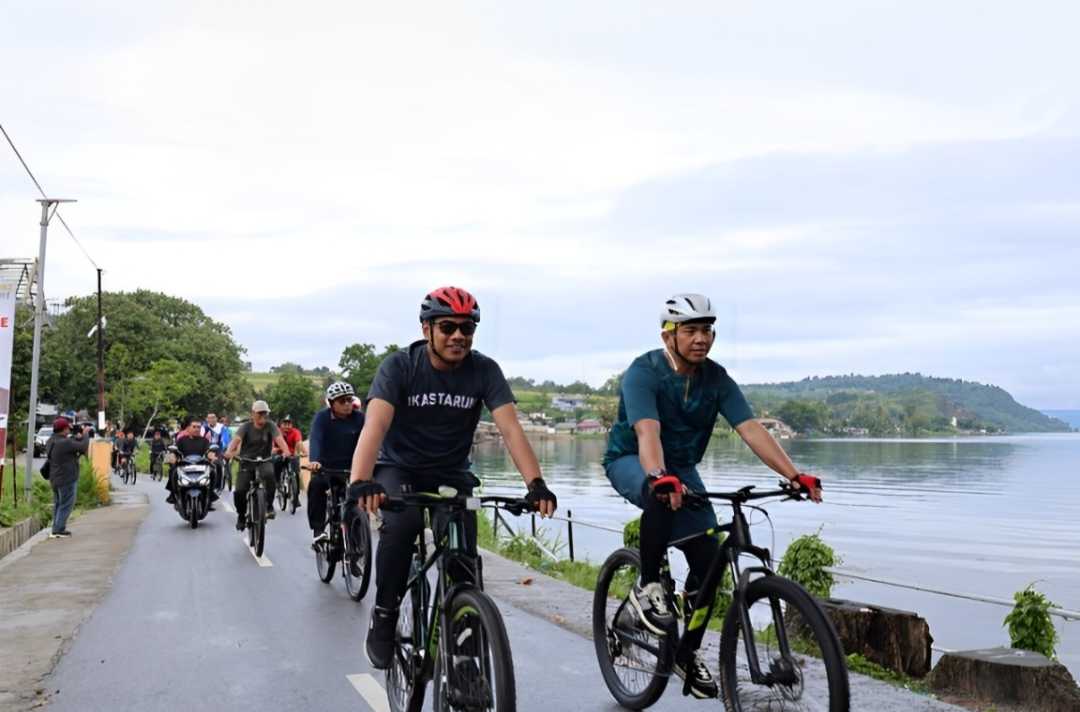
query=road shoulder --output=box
[0,490,148,711]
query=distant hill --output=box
[742,373,1071,435]
[1042,410,1080,430]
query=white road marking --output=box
[222,500,273,566]
[347,673,390,712]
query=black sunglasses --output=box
[435,320,477,336]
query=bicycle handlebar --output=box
[682,481,806,509]
[235,456,274,464]
[301,465,351,475]
[381,492,534,516]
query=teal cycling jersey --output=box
[603,349,754,468]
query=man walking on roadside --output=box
[44,417,92,539]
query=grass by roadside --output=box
[0,458,105,530]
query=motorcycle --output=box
[170,444,219,529]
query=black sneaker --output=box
[166,493,176,504]
[365,606,398,670]
[628,581,676,636]
[235,516,246,532]
[673,651,718,699]
[53,530,72,538]
[265,508,276,520]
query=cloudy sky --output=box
[2,1,1077,408]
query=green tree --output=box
[262,373,321,431]
[598,373,623,396]
[339,343,401,397]
[28,290,250,422]
[776,399,830,434]
[126,359,198,435]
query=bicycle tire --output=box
[288,471,299,515]
[434,587,516,712]
[343,513,372,601]
[251,489,267,558]
[316,527,336,583]
[719,575,849,712]
[592,547,671,709]
[388,558,429,712]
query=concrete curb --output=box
[0,517,46,560]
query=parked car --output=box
[33,426,53,457]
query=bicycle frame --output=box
[404,505,481,681]
[670,489,799,688]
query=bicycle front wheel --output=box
[719,575,849,712]
[250,489,267,558]
[433,587,515,712]
[388,558,429,712]
[592,547,671,709]
[343,512,372,601]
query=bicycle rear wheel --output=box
[433,587,515,712]
[288,470,299,514]
[343,512,373,601]
[592,547,671,709]
[719,575,849,712]
[388,557,429,712]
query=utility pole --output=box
[96,268,105,430]
[24,198,75,500]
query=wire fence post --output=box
[531,513,536,537]
[567,508,575,562]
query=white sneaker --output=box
[628,581,675,636]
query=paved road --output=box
[43,475,965,711]
[42,477,691,712]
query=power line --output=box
[0,121,100,270]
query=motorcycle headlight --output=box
[198,475,210,485]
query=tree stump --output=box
[790,598,933,677]
[929,647,1080,712]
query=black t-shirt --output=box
[177,435,210,458]
[367,340,515,472]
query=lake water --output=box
[472,433,1080,679]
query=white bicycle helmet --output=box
[326,381,356,401]
[660,293,716,327]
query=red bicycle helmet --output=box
[419,286,481,323]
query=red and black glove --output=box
[794,473,822,493]
[647,471,682,497]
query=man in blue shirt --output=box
[605,293,823,699]
[307,382,365,546]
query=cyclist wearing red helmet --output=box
[349,285,558,670]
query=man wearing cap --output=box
[44,418,92,538]
[223,400,293,531]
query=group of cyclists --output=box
[111,285,830,707]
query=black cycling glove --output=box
[347,480,386,503]
[525,477,557,511]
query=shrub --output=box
[1004,585,1059,658]
[777,531,838,599]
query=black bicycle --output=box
[306,467,373,601]
[276,455,301,515]
[235,456,273,558]
[383,485,533,712]
[118,453,136,485]
[593,483,849,712]
[150,451,165,482]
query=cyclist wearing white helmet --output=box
[306,382,366,545]
[603,293,824,699]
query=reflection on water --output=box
[472,433,1080,679]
